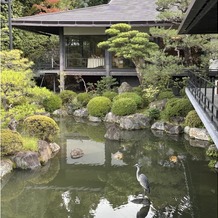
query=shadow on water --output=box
[1,116,217,218]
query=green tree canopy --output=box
[98,23,159,84]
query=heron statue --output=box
[134,163,150,195]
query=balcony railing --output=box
[186,70,218,130]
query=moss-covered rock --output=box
[0,129,24,156]
[24,115,59,142]
[112,98,137,116]
[87,96,112,117]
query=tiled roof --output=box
[12,0,171,34]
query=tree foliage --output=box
[98,23,159,84]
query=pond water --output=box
[1,117,217,218]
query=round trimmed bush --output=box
[162,97,193,121]
[102,91,118,101]
[0,129,23,156]
[59,90,77,105]
[87,96,112,117]
[113,92,143,108]
[43,94,62,112]
[112,98,137,116]
[77,92,92,106]
[24,115,59,141]
[185,110,204,128]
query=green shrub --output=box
[162,97,193,121]
[8,103,45,121]
[185,110,204,128]
[148,108,160,120]
[87,96,112,117]
[77,92,92,106]
[43,94,62,113]
[112,98,137,116]
[24,115,59,141]
[0,129,24,156]
[59,90,77,105]
[102,91,118,101]
[157,90,174,100]
[23,136,38,151]
[114,92,143,109]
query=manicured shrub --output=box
[112,98,137,116]
[87,96,112,117]
[77,92,92,106]
[113,92,143,108]
[59,90,77,105]
[162,97,193,121]
[43,94,62,113]
[157,90,174,100]
[185,110,204,128]
[0,129,24,156]
[24,115,59,141]
[102,91,118,101]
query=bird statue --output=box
[134,163,150,196]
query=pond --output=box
[1,117,217,218]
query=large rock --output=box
[189,128,211,141]
[49,142,61,155]
[0,159,14,179]
[164,123,183,135]
[149,99,167,111]
[73,108,88,117]
[119,113,151,130]
[88,116,102,122]
[38,140,52,164]
[53,109,68,116]
[151,121,166,131]
[118,82,133,94]
[104,112,121,124]
[12,151,41,170]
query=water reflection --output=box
[1,117,217,218]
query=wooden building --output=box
[12,0,173,90]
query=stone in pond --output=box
[71,148,84,159]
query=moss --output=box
[22,136,38,151]
[24,115,59,142]
[87,96,112,117]
[185,110,204,128]
[111,98,137,116]
[114,92,143,109]
[0,129,24,156]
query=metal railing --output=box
[186,70,218,130]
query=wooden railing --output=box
[186,70,218,130]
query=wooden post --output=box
[59,28,65,91]
[105,50,111,77]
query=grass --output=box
[22,136,38,151]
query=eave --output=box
[178,0,218,34]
